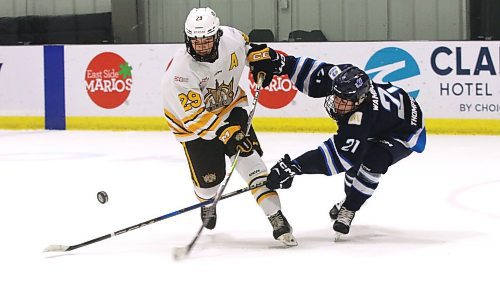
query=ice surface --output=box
[1,130,499,294]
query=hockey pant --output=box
[343,138,413,212]
[181,132,281,216]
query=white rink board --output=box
[247,41,500,119]
[63,41,500,119]
[64,44,182,117]
[0,46,45,116]
[1,41,499,120]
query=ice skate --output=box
[268,210,298,246]
[200,205,217,230]
[333,206,355,241]
[329,203,341,221]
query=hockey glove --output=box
[266,154,302,190]
[247,43,286,88]
[216,108,253,157]
[217,125,253,157]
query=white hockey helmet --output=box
[184,7,222,62]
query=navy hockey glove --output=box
[247,43,286,88]
[216,108,253,157]
[266,154,302,190]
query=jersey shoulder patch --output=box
[348,112,363,125]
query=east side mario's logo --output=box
[85,52,133,109]
[248,50,298,109]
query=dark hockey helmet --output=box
[325,66,371,120]
[184,7,223,63]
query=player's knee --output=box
[362,145,393,174]
[346,165,359,178]
[236,152,268,182]
[194,185,219,201]
[249,173,267,187]
[357,164,382,185]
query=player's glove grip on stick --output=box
[266,154,302,190]
[247,43,285,88]
[217,125,253,156]
[216,107,253,157]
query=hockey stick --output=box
[43,181,266,253]
[173,72,266,260]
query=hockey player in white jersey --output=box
[161,8,296,246]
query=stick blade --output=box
[43,244,70,252]
[172,246,189,261]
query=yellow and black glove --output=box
[217,125,253,157]
[216,108,253,157]
[247,43,286,88]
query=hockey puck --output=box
[97,191,108,204]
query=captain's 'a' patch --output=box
[348,112,363,125]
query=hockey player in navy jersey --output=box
[247,45,426,239]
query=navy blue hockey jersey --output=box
[282,56,426,175]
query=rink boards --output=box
[0,42,499,134]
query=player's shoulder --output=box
[220,26,249,45]
[163,49,199,88]
[169,48,192,68]
[169,48,199,73]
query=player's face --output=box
[333,96,356,114]
[190,36,215,56]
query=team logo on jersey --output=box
[204,78,235,113]
[365,47,421,98]
[202,173,217,183]
[85,52,133,109]
[248,50,298,109]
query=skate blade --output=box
[334,232,346,242]
[278,233,298,246]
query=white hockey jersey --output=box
[162,26,251,142]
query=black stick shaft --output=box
[58,182,264,251]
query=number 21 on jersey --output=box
[341,139,360,153]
